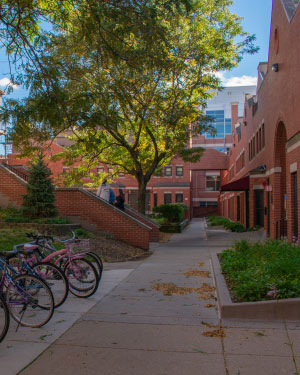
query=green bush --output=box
[220,240,300,302]
[208,215,250,232]
[153,203,186,224]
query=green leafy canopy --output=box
[0,0,258,213]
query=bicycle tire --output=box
[6,274,54,328]
[64,258,99,298]
[85,252,103,280]
[32,262,69,308]
[0,294,9,343]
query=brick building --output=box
[5,86,255,217]
[219,0,300,241]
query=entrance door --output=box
[254,190,264,227]
[293,173,298,238]
[246,191,250,228]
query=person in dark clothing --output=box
[115,189,125,211]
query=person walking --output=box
[96,179,110,202]
[109,187,116,205]
[115,189,125,211]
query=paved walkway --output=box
[7,219,300,374]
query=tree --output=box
[22,153,58,218]
[1,0,258,213]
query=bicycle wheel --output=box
[6,274,54,328]
[32,262,69,308]
[0,294,9,343]
[64,258,99,298]
[84,252,103,280]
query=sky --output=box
[0,0,273,99]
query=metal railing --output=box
[1,164,29,182]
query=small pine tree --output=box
[22,153,58,218]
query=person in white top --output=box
[96,179,110,202]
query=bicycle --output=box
[26,232,103,280]
[3,249,68,309]
[0,256,54,328]
[23,234,99,298]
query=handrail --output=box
[2,164,29,182]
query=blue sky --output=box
[220,0,273,86]
[0,0,273,98]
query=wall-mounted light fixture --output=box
[272,63,279,72]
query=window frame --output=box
[164,166,172,177]
[175,166,183,177]
[164,193,172,204]
[205,175,220,192]
[175,193,183,203]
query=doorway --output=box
[254,190,264,227]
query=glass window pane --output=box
[164,193,172,204]
[176,193,183,203]
[176,166,183,176]
[165,166,172,176]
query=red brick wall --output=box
[54,189,151,249]
[123,207,160,242]
[0,166,27,206]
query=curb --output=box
[211,251,300,321]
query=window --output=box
[164,166,172,177]
[97,167,104,174]
[176,166,183,176]
[62,167,70,173]
[256,133,259,153]
[175,193,183,203]
[108,167,114,175]
[249,141,251,160]
[164,193,172,204]
[206,175,220,191]
[262,123,265,148]
[154,193,157,207]
[259,128,262,151]
[118,172,125,177]
[200,201,218,207]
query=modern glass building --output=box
[205,109,232,139]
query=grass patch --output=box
[220,240,300,302]
[0,228,31,251]
[207,215,255,232]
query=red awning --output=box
[220,176,249,192]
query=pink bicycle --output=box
[21,236,99,298]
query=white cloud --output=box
[0,77,19,89]
[215,72,257,87]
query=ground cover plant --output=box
[0,207,70,224]
[207,215,254,232]
[220,240,300,302]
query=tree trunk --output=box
[137,177,147,214]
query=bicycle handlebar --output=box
[25,231,76,243]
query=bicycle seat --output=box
[23,243,39,251]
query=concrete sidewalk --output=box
[18,219,300,375]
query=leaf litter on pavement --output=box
[184,269,210,278]
[152,282,215,299]
[201,322,226,339]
